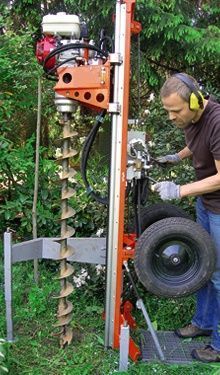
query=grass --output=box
[0,261,220,375]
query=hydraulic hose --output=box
[98,36,114,54]
[80,110,109,205]
[134,179,142,238]
[43,42,108,75]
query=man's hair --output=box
[160,73,200,102]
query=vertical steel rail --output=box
[105,0,133,348]
[4,231,14,342]
[104,0,122,348]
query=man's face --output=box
[162,92,197,129]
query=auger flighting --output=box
[54,112,78,347]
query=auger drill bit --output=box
[54,113,78,348]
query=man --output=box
[154,73,220,363]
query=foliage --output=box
[70,152,108,237]
[0,30,41,141]
[64,0,115,39]
[0,132,108,239]
[136,0,220,84]
[0,136,60,238]
[71,264,106,303]
[0,3,56,150]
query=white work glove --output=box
[157,153,181,164]
[153,181,181,200]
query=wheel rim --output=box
[152,237,200,285]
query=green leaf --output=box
[0,366,9,373]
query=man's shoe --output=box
[192,345,220,363]
[175,323,212,338]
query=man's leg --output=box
[192,203,220,362]
[191,198,216,330]
[208,208,220,351]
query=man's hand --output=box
[157,153,181,164]
[153,181,181,200]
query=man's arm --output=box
[157,146,192,164]
[177,146,192,160]
[153,159,220,201]
[180,159,220,197]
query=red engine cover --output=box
[36,35,57,70]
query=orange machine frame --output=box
[55,61,111,111]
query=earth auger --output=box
[36,10,112,347]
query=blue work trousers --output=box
[192,197,220,351]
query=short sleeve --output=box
[209,113,220,160]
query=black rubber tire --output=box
[130,203,192,233]
[134,217,216,298]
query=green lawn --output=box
[0,261,220,375]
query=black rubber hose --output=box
[46,57,78,76]
[80,110,109,205]
[43,42,108,74]
[98,36,114,53]
[140,177,149,205]
[134,179,142,237]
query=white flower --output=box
[144,109,150,116]
[147,93,155,102]
[96,228,104,237]
[148,141,155,147]
[95,264,104,275]
[79,136,86,144]
[55,148,62,158]
[73,276,85,287]
[73,267,90,287]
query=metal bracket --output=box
[108,102,121,114]
[119,324,129,371]
[3,232,107,342]
[109,53,123,65]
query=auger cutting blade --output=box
[57,300,73,317]
[54,313,72,327]
[61,168,77,180]
[59,245,75,259]
[57,149,78,160]
[58,263,74,279]
[53,281,74,298]
[60,206,76,220]
[63,129,78,139]
[60,327,73,348]
[60,225,76,239]
[61,187,76,200]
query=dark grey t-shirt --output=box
[184,100,220,213]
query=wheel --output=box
[130,203,192,234]
[134,217,216,298]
